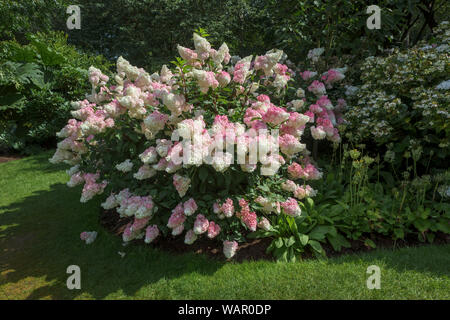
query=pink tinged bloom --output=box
[183,198,198,216]
[242,210,258,231]
[274,63,288,75]
[153,158,168,171]
[131,217,150,232]
[304,111,315,123]
[316,95,333,110]
[281,198,302,217]
[80,231,97,244]
[232,62,250,84]
[287,162,303,180]
[325,69,345,84]
[143,110,169,132]
[193,214,209,235]
[243,108,263,127]
[193,70,219,93]
[279,134,305,157]
[167,204,186,229]
[139,147,158,164]
[239,198,249,208]
[67,172,84,187]
[213,202,222,214]
[310,126,327,140]
[223,240,238,259]
[262,106,290,126]
[173,174,191,198]
[257,94,271,103]
[281,179,298,193]
[221,198,234,218]
[80,173,107,203]
[207,221,221,239]
[309,104,323,114]
[144,225,159,244]
[307,80,326,96]
[258,217,271,231]
[156,139,173,157]
[122,223,136,242]
[300,70,317,80]
[216,71,231,87]
[330,129,341,143]
[171,224,185,236]
[177,45,198,62]
[294,186,307,199]
[184,229,197,245]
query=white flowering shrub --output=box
[345,21,450,171]
[50,32,349,259]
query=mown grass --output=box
[0,152,449,300]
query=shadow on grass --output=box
[0,172,449,299]
[325,243,450,278]
[0,182,223,299]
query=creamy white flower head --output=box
[116,159,134,172]
[212,42,229,65]
[296,88,305,98]
[160,65,173,83]
[101,194,119,210]
[237,55,253,65]
[150,72,160,82]
[291,99,305,110]
[307,48,325,62]
[273,74,288,89]
[345,85,359,96]
[162,92,186,115]
[436,80,450,90]
[266,49,283,65]
[66,165,80,176]
[193,33,211,57]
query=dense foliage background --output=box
[0,0,448,261]
[2,1,449,69]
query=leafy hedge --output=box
[0,31,111,154]
[344,21,449,173]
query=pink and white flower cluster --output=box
[51,32,349,259]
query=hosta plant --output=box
[50,32,348,259]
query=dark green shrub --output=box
[0,31,111,154]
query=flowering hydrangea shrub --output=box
[50,32,348,259]
[345,21,450,171]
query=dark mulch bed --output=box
[100,209,450,262]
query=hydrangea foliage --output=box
[51,33,348,258]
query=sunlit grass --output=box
[0,152,449,299]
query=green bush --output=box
[344,21,450,174]
[0,31,111,154]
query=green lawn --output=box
[0,152,449,300]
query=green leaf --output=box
[298,233,309,246]
[327,233,351,252]
[393,228,404,239]
[274,237,283,248]
[364,239,376,249]
[198,167,208,181]
[284,236,295,247]
[308,225,335,241]
[308,240,323,254]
